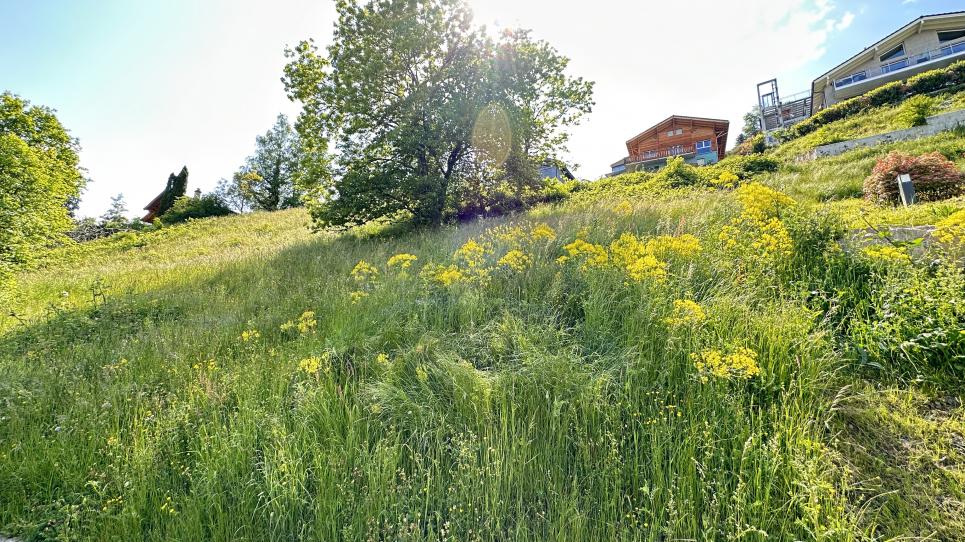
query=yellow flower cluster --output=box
[420,263,466,286]
[691,346,761,382]
[711,171,739,189]
[454,239,489,268]
[530,223,557,242]
[647,234,702,258]
[719,184,795,263]
[933,209,965,246]
[240,329,260,342]
[281,310,317,334]
[350,260,380,302]
[387,253,418,272]
[664,299,706,326]
[863,244,911,263]
[497,249,531,271]
[298,353,331,375]
[736,183,796,222]
[558,239,609,269]
[608,233,669,282]
[613,200,634,216]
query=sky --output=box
[2,0,962,218]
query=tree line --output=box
[1,0,592,291]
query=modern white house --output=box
[757,11,965,131]
[812,11,965,110]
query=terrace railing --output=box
[628,145,696,163]
[834,40,965,89]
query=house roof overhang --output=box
[624,115,730,153]
[811,10,965,96]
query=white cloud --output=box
[836,11,856,31]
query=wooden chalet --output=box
[142,191,165,222]
[613,115,729,174]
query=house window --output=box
[880,44,905,62]
[666,130,674,137]
[675,128,683,135]
[939,40,965,57]
[938,29,965,43]
[695,139,712,153]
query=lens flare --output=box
[472,102,512,165]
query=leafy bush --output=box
[701,154,782,184]
[453,177,576,220]
[653,156,701,187]
[862,151,965,204]
[733,133,767,155]
[897,95,937,127]
[159,194,234,224]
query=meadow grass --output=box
[2,132,964,540]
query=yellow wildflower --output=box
[625,253,667,282]
[375,352,391,368]
[416,365,429,383]
[712,171,739,189]
[933,209,965,246]
[497,249,531,271]
[736,183,795,221]
[691,346,761,382]
[351,260,379,283]
[558,239,609,268]
[420,263,466,286]
[298,353,331,375]
[454,239,489,268]
[664,299,706,326]
[240,329,260,342]
[613,200,634,216]
[863,244,911,263]
[530,223,557,242]
[647,234,702,258]
[387,253,418,272]
[350,290,368,303]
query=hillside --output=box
[2,130,964,540]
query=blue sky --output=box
[2,0,962,218]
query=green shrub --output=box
[897,95,937,127]
[160,194,234,224]
[653,155,701,187]
[862,151,965,204]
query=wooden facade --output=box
[621,115,729,172]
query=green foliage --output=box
[897,94,937,127]
[156,166,189,217]
[282,0,593,230]
[230,114,304,211]
[652,155,701,187]
[0,92,85,287]
[159,194,234,224]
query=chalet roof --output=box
[625,115,730,148]
[144,191,164,212]
[811,10,965,92]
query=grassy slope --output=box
[771,88,965,160]
[1,132,963,540]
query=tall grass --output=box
[3,130,965,540]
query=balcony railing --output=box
[629,145,698,163]
[835,40,965,89]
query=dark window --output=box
[695,139,712,153]
[880,44,905,62]
[938,29,965,43]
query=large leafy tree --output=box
[232,114,303,211]
[283,0,593,230]
[491,29,594,186]
[0,92,85,285]
[284,0,490,228]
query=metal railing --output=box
[835,40,965,89]
[629,145,699,163]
